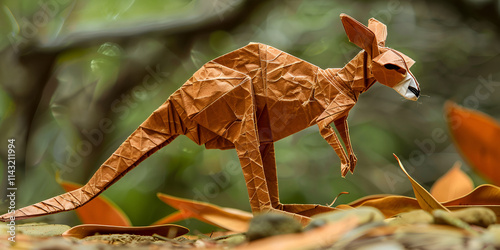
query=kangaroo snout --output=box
[391,73,420,101]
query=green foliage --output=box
[1,0,499,232]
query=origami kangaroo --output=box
[1,14,419,224]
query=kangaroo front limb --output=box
[259,142,280,208]
[317,98,355,176]
[334,116,358,173]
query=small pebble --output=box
[246,213,302,241]
[389,209,434,226]
[306,206,384,230]
[449,207,496,228]
[432,209,473,233]
[16,223,71,237]
[216,233,247,245]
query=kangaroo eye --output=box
[384,64,401,70]
[384,64,406,74]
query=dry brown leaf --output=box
[345,194,392,207]
[430,161,474,202]
[335,204,355,210]
[446,101,500,186]
[156,193,252,232]
[442,183,500,223]
[62,224,188,239]
[237,216,359,250]
[347,195,421,218]
[344,184,500,221]
[57,176,131,226]
[153,210,193,225]
[443,184,500,206]
[394,154,450,213]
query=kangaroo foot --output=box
[276,203,338,217]
[260,207,311,226]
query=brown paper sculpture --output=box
[0,14,419,224]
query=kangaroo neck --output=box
[326,50,377,101]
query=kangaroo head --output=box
[340,14,420,101]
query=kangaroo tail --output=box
[0,100,186,221]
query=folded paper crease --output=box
[0,14,419,224]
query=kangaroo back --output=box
[0,48,257,221]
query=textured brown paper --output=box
[0,14,419,224]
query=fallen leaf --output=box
[347,195,421,218]
[156,193,252,232]
[345,194,393,207]
[56,174,131,226]
[394,154,450,212]
[443,184,500,206]
[343,184,500,222]
[153,210,193,225]
[335,204,355,210]
[445,101,500,186]
[442,184,500,223]
[430,161,474,202]
[62,224,188,239]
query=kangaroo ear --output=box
[340,13,378,57]
[368,18,387,46]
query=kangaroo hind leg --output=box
[260,142,280,208]
[261,143,337,217]
[185,63,273,212]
